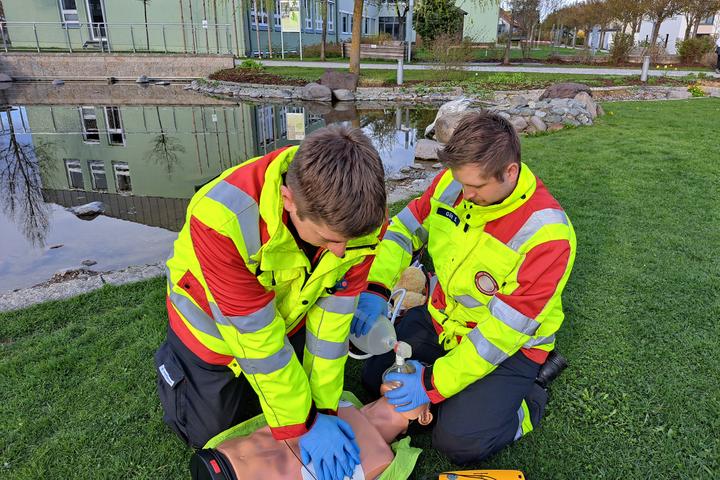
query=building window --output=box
[304,0,313,30]
[700,15,715,25]
[328,1,335,32]
[362,16,369,35]
[104,106,125,146]
[89,160,108,190]
[256,105,276,146]
[113,162,132,193]
[59,0,80,28]
[79,106,100,143]
[250,0,269,27]
[341,13,351,34]
[65,159,84,189]
[274,0,282,27]
[315,0,323,30]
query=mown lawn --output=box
[258,66,695,91]
[2,99,719,479]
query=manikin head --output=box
[438,111,522,206]
[281,125,387,258]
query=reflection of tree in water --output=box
[360,109,401,154]
[0,107,57,247]
[147,106,186,178]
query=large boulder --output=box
[509,116,528,132]
[434,112,467,144]
[332,89,355,101]
[320,70,359,91]
[529,116,547,132]
[573,91,597,118]
[540,82,592,100]
[0,73,13,82]
[415,139,443,160]
[67,201,106,219]
[424,97,474,138]
[301,82,332,102]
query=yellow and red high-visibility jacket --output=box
[368,164,576,402]
[165,146,382,439]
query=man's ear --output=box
[505,162,520,183]
[281,185,297,214]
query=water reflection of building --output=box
[12,102,326,233]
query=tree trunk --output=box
[349,0,363,74]
[253,0,262,57]
[266,0,273,58]
[684,14,693,39]
[320,0,327,61]
[692,17,701,37]
[649,18,662,49]
[143,4,150,50]
[502,5,515,65]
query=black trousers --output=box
[154,327,306,449]
[362,307,548,465]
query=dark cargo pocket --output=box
[154,342,189,444]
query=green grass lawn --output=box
[2,99,720,479]
[260,66,693,91]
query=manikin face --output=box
[451,162,520,206]
[281,185,350,258]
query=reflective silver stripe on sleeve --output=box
[316,295,358,315]
[466,328,508,366]
[507,208,568,252]
[236,337,294,375]
[514,405,525,440]
[206,180,262,261]
[211,300,276,333]
[523,335,555,348]
[396,207,429,244]
[488,297,541,336]
[305,330,349,360]
[383,231,413,255]
[428,275,439,298]
[454,295,484,308]
[438,180,463,206]
[169,291,224,340]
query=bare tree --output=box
[147,107,186,178]
[0,109,56,247]
[264,0,275,57]
[644,0,683,48]
[681,0,720,38]
[606,0,648,33]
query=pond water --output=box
[0,83,437,292]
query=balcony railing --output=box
[0,21,235,55]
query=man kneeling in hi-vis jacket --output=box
[356,112,577,464]
[155,125,387,480]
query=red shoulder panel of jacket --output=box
[484,177,564,245]
[222,146,292,203]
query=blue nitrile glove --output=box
[299,413,361,480]
[350,291,388,336]
[383,360,431,413]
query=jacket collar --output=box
[459,162,537,228]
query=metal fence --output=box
[0,21,235,55]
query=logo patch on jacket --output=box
[475,271,498,295]
[436,207,460,226]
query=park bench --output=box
[341,41,407,85]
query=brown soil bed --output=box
[209,68,307,86]
[543,56,710,69]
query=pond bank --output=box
[187,79,720,103]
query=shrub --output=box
[414,0,463,43]
[360,33,394,45]
[239,59,264,71]
[301,41,342,58]
[610,33,634,65]
[677,36,715,64]
[431,34,472,80]
[687,83,705,97]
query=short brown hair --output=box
[286,124,386,238]
[437,111,521,180]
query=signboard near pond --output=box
[280,0,301,32]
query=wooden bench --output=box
[341,41,407,85]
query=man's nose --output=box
[327,242,347,258]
